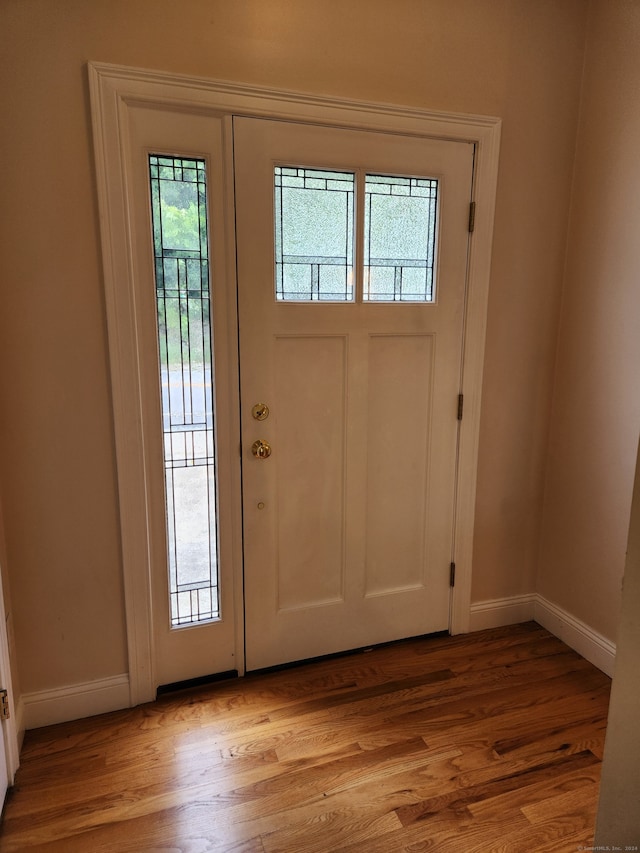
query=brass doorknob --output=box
[251,439,272,459]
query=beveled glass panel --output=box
[275,166,355,301]
[149,155,220,628]
[364,174,438,302]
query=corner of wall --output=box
[468,593,615,676]
[533,6,591,600]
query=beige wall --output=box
[0,0,588,694]
[538,0,640,643]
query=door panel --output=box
[234,117,474,670]
[364,333,434,596]
[274,335,347,610]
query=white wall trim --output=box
[14,696,25,751]
[0,587,20,783]
[469,594,537,631]
[534,594,616,677]
[22,674,130,730]
[469,593,616,676]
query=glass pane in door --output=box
[149,155,219,627]
[274,166,355,301]
[364,174,438,302]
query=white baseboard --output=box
[469,594,536,631]
[14,695,25,751]
[469,593,616,677]
[533,594,616,677]
[16,594,616,730]
[22,673,130,730]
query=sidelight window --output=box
[149,155,220,627]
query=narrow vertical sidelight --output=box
[149,155,219,628]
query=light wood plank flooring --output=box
[0,622,611,852]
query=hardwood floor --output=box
[0,622,611,852]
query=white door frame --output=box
[89,61,501,706]
[0,498,20,788]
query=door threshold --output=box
[156,669,239,697]
[247,631,450,677]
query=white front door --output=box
[91,65,500,702]
[234,117,473,670]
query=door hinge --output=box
[0,689,10,721]
[457,393,464,421]
[450,563,456,587]
[468,201,476,233]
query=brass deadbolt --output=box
[251,403,270,421]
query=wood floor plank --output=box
[395,750,600,826]
[463,815,598,853]
[0,624,611,852]
[520,779,601,825]
[467,760,602,822]
[195,655,605,773]
[261,809,403,853]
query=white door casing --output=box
[0,499,19,796]
[235,117,474,669]
[88,62,501,704]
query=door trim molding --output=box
[0,575,19,784]
[88,61,501,704]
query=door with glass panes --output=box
[234,118,474,671]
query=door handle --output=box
[251,439,272,459]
